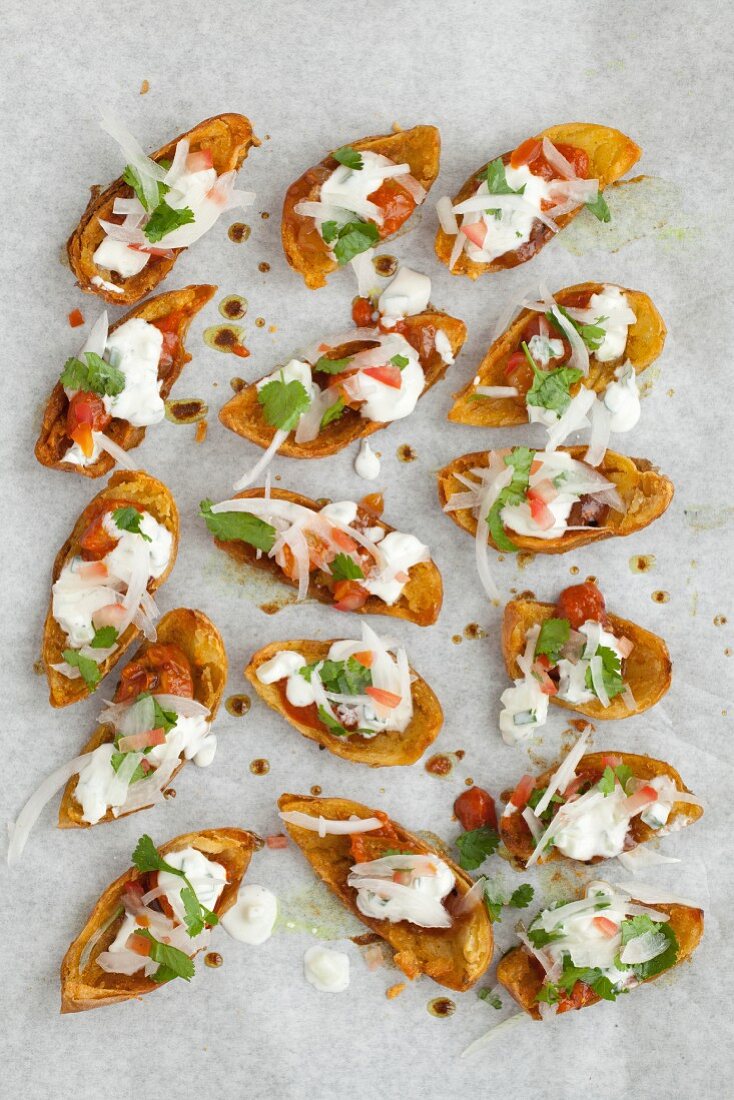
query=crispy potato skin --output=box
[502,599,672,720]
[497,901,703,1018]
[448,283,666,427]
[219,310,467,456]
[68,114,259,305]
[60,828,255,1013]
[58,609,227,827]
[207,487,443,626]
[35,285,216,477]
[279,794,493,989]
[437,446,674,553]
[435,123,641,278]
[499,752,702,866]
[42,470,179,708]
[246,639,442,767]
[282,125,441,289]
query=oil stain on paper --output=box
[559,177,697,256]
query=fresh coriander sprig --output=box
[132,835,218,937]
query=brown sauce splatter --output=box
[250,758,270,775]
[517,551,535,570]
[228,223,251,243]
[427,997,456,1018]
[195,420,208,444]
[219,294,248,320]
[205,952,223,968]
[260,211,270,220]
[629,554,656,573]
[373,254,398,277]
[258,261,271,273]
[397,444,416,462]
[255,317,266,328]
[226,694,251,717]
[451,634,463,645]
[310,785,322,795]
[585,575,597,585]
[203,323,247,355]
[465,777,474,786]
[425,753,454,777]
[464,623,486,640]
[569,565,580,576]
[140,79,150,95]
[517,589,536,600]
[652,590,670,604]
[163,788,176,800]
[165,398,208,424]
[230,376,247,393]
[714,614,728,626]
[352,932,382,946]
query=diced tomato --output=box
[454,786,497,832]
[115,643,194,703]
[623,785,659,815]
[510,774,536,810]
[266,834,289,849]
[353,650,374,668]
[532,658,558,695]
[555,582,606,630]
[186,148,214,172]
[352,296,376,328]
[530,478,558,505]
[232,343,250,358]
[562,774,586,800]
[461,222,487,248]
[129,243,175,258]
[556,981,599,1014]
[529,459,543,475]
[127,931,152,957]
[67,391,111,456]
[78,561,109,581]
[617,635,634,658]
[593,916,619,938]
[510,138,543,170]
[331,527,357,552]
[528,493,555,531]
[123,880,145,906]
[68,308,85,328]
[600,753,623,769]
[92,602,127,629]
[504,351,535,394]
[368,179,416,237]
[365,686,402,709]
[362,364,402,389]
[140,758,155,773]
[332,579,370,611]
[392,869,412,886]
[117,727,166,753]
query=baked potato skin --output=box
[246,639,442,767]
[207,488,443,627]
[499,752,702,866]
[35,284,216,477]
[60,828,255,1013]
[497,902,704,1019]
[448,283,666,427]
[279,794,493,990]
[282,125,441,289]
[42,470,180,708]
[68,114,259,305]
[437,446,674,554]
[435,123,641,279]
[502,599,672,720]
[58,608,227,828]
[218,310,467,456]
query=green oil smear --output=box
[275,880,362,940]
[202,551,300,613]
[683,506,734,532]
[559,177,697,256]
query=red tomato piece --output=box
[555,582,606,630]
[593,916,619,937]
[454,786,497,832]
[332,579,370,611]
[365,686,402,709]
[368,179,416,237]
[362,364,402,389]
[352,296,376,328]
[68,308,85,328]
[352,650,374,668]
[115,643,194,703]
[67,392,112,457]
[461,222,487,248]
[510,774,535,809]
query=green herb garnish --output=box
[199,500,277,552]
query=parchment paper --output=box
[1,2,732,1097]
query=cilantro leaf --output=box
[59,357,88,391]
[455,826,500,871]
[391,354,409,369]
[332,221,380,265]
[477,988,503,1009]
[320,220,339,244]
[329,553,365,582]
[483,880,534,922]
[483,888,504,923]
[304,657,372,697]
[535,618,570,664]
[90,625,118,649]
[535,983,560,1005]
[485,446,534,553]
[618,917,678,979]
[557,957,619,1001]
[112,507,152,542]
[585,644,626,700]
[257,376,311,431]
[320,396,345,429]
[586,192,611,223]
[333,146,363,171]
[142,692,179,734]
[181,885,207,938]
[479,157,526,196]
[316,706,351,737]
[614,763,633,793]
[60,352,125,397]
[131,834,161,873]
[61,649,100,691]
[135,929,195,983]
[313,355,352,374]
[122,164,170,213]
[547,306,606,352]
[131,835,218,937]
[144,200,195,243]
[620,914,659,945]
[528,925,565,948]
[199,499,277,552]
[509,883,534,909]
[598,765,617,796]
[110,751,148,784]
[523,337,584,416]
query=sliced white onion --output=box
[394,172,426,204]
[475,386,520,399]
[620,928,671,965]
[100,113,166,212]
[545,386,596,450]
[163,138,190,186]
[531,727,592,821]
[448,228,467,270]
[279,811,384,837]
[621,684,638,711]
[105,751,144,808]
[97,219,148,245]
[152,694,209,718]
[7,753,94,864]
[541,137,577,180]
[548,304,589,374]
[451,875,487,917]
[132,605,157,642]
[589,655,611,707]
[81,311,110,359]
[585,399,612,467]
[232,429,290,491]
[612,882,702,909]
[350,247,378,297]
[521,807,544,841]
[616,846,681,874]
[293,200,349,222]
[436,196,459,235]
[461,1014,529,1058]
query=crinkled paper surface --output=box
[0,1,731,1097]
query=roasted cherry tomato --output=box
[504,351,535,394]
[556,980,599,1014]
[67,391,111,457]
[368,179,416,237]
[114,643,194,703]
[454,786,497,832]
[79,501,144,561]
[352,296,376,328]
[332,579,370,611]
[510,138,589,181]
[152,311,183,372]
[556,582,606,630]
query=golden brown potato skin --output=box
[206,488,443,626]
[35,284,215,477]
[279,794,493,990]
[437,446,674,553]
[499,752,702,866]
[282,125,441,289]
[68,114,259,304]
[247,639,442,767]
[502,599,672,720]
[219,310,467,456]
[497,901,704,1019]
[448,283,666,427]
[42,470,179,708]
[58,609,227,827]
[60,828,255,1013]
[435,122,641,278]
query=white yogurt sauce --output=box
[354,438,380,480]
[573,286,636,363]
[500,451,594,540]
[157,847,227,922]
[303,945,350,993]
[349,854,455,927]
[221,884,278,945]
[499,678,549,745]
[461,167,551,264]
[552,787,630,861]
[603,361,641,432]
[93,238,150,278]
[378,266,430,326]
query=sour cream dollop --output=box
[304,945,350,993]
[221,884,278,945]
